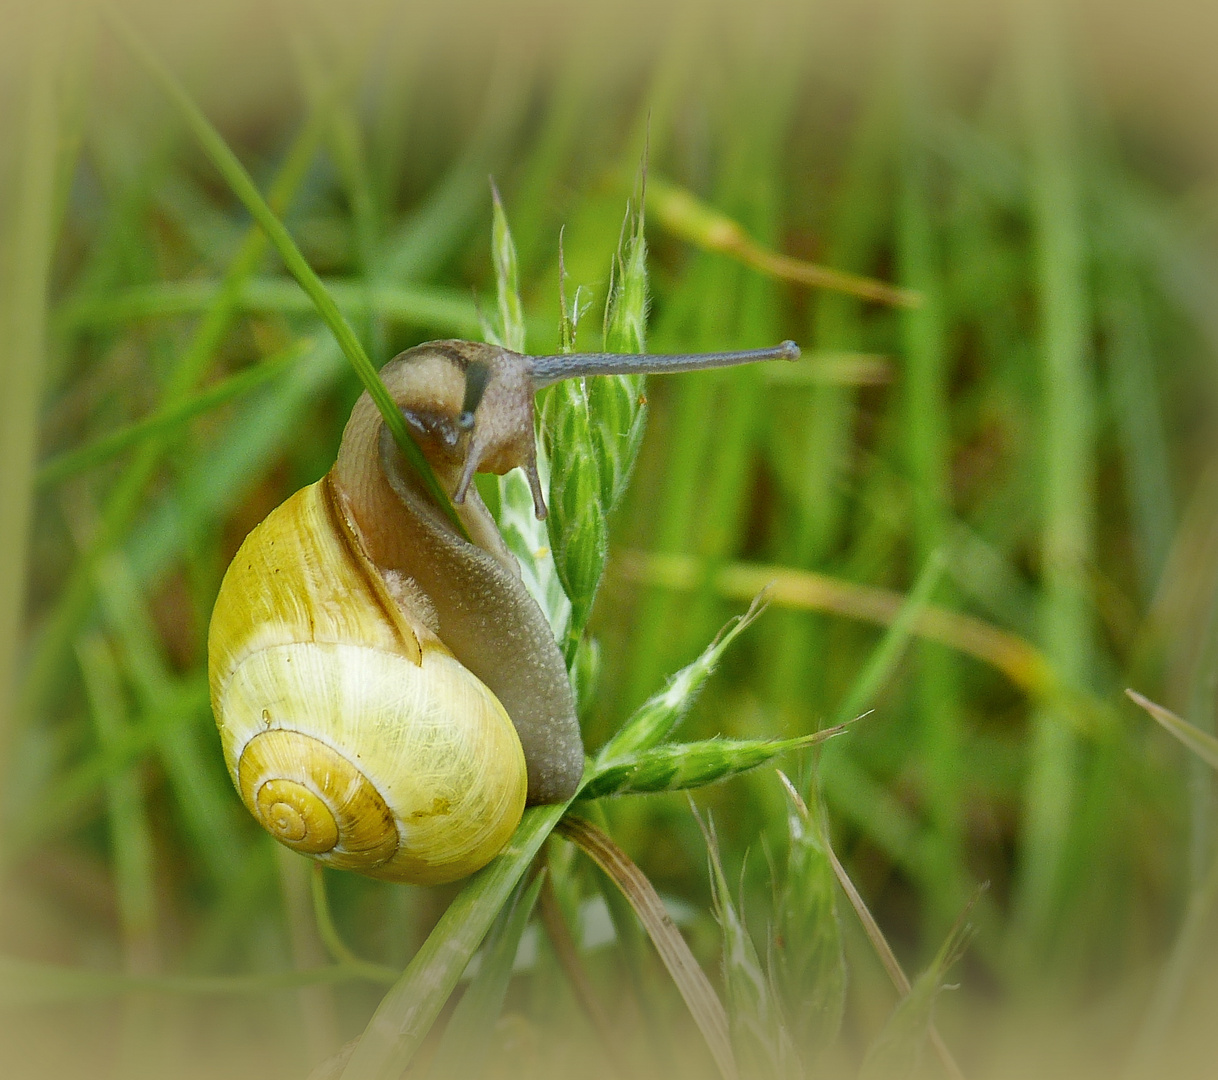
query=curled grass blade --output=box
[310,866,398,985]
[557,814,739,1080]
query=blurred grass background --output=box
[4,0,1218,1077]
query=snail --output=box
[208,337,800,884]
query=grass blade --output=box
[103,6,462,535]
[309,866,398,985]
[428,871,545,1079]
[1011,0,1097,950]
[37,338,311,488]
[1126,689,1218,771]
[647,174,919,308]
[858,898,979,1080]
[773,774,846,1069]
[0,955,386,1005]
[57,276,484,336]
[0,0,65,786]
[339,802,569,1080]
[832,548,946,726]
[822,813,967,1080]
[557,814,739,1080]
[76,632,158,973]
[615,551,1054,698]
[19,60,329,725]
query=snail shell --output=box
[208,476,527,885]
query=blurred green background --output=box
[4,0,1218,1077]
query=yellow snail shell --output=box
[207,476,527,885]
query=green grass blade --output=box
[0,955,385,1006]
[2,680,209,868]
[103,6,462,536]
[897,14,965,924]
[832,549,947,727]
[822,811,968,1080]
[858,898,978,1080]
[124,341,341,584]
[93,553,247,883]
[1011,0,1097,951]
[1127,690,1218,771]
[427,871,545,1079]
[77,632,158,969]
[0,0,65,787]
[339,802,569,1080]
[309,866,398,985]
[37,338,311,488]
[57,277,484,336]
[19,66,328,725]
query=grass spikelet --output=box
[583,730,844,800]
[694,808,800,1080]
[598,593,768,763]
[772,774,846,1070]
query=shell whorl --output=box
[238,730,398,867]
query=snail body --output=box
[209,337,799,884]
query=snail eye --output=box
[401,407,466,455]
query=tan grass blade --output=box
[556,815,739,1080]
[616,551,1054,698]
[647,176,921,309]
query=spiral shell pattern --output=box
[238,730,398,865]
[208,480,528,884]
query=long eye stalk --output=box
[528,339,800,387]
